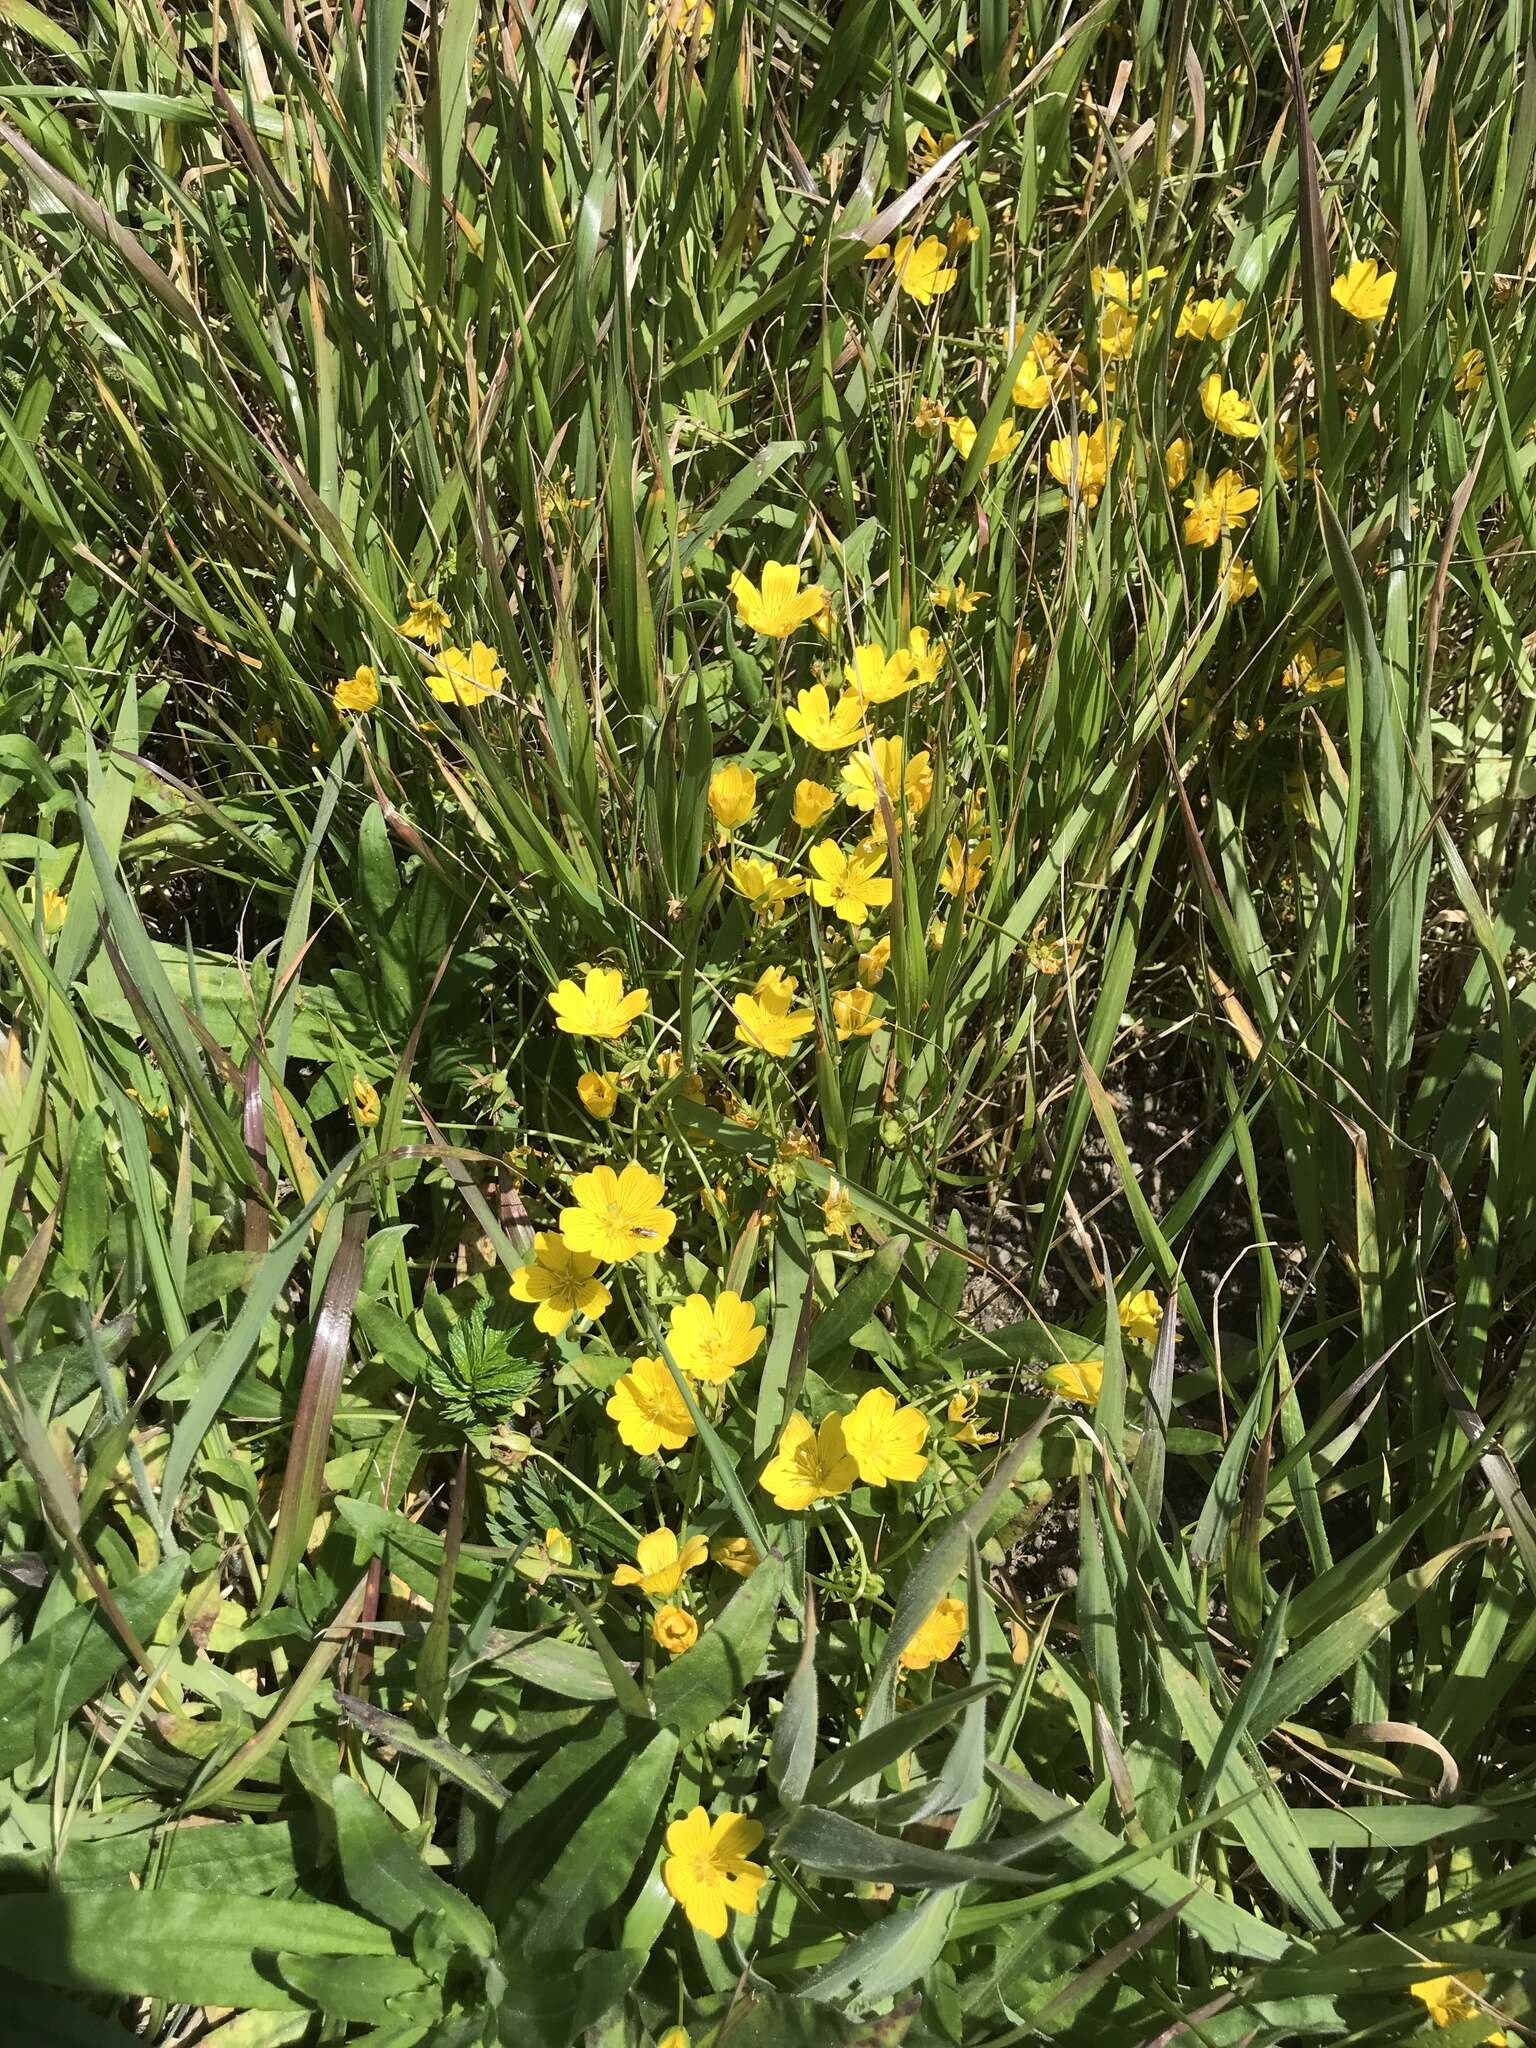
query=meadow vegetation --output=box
[1,0,1535,2041]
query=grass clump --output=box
[1,0,1534,2043]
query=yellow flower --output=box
[793,778,837,828]
[1097,300,1139,360]
[1118,1289,1161,1344]
[947,215,980,249]
[904,627,946,686]
[708,762,757,829]
[648,0,713,34]
[351,1074,381,1125]
[1331,257,1396,324]
[1165,436,1192,488]
[1091,263,1164,302]
[658,2031,691,2048]
[832,987,880,1040]
[614,1526,708,1597]
[662,1807,766,1938]
[843,642,916,705]
[1026,928,1067,975]
[1175,294,1245,342]
[840,736,933,820]
[1320,39,1345,72]
[808,839,892,924]
[913,124,956,169]
[653,1604,699,1656]
[858,935,891,985]
[940,831,991,897]
[426,640,507,705]
[932,579,987,613]
[1225,558,1260,602]
[947,1383,998,1447]
[733,966,816,1058]
[785,684,866,751]
[1045,421,1121,508]
[547,966,649,1039]
[842,1386,929,1485]
[333,664,380,715]
[1044,1358,1103,1407]
[899,1596,966,1671]
[1183,469,1259,547]
[544,1526,574,1564]
[1455,347,1486,394]
[1409,1973,1505,2041]
[887,234,958,305]
[398,593,451,647]
[1011,331,1060,410]
[1200,373,1262,441]
[576,1069,619,1119]
[1275,419,1318,482]
[1012,356,1055,409]
[1013,322,1062,369]
[37,889,67,934]
[760,1411,857,1511]
[668,1289,765,1384]
[947,414,1022,465]
[510,1230,613,1333]
[711,1535,760,1576]
[729,856,805,924]
[823,1177,858,1239]
[753,965,798,1005]
[1284,639,1345,694]
[559,1162,677,1262]
[730,560,828,639]
[607,1354,696,1455]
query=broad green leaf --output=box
[0,1893,393,2012]
[650,1551,784,1742]
[331,1776,493,1956]
[0,1557,186,1775]
[510,1726,679,1952]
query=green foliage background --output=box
[1,0,1535,2040]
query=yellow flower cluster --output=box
[760,1387,929,1510]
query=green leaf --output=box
[332,1693,511,1810]
[808,1233,909,1369]
[42,1818,314,1895]
[0,1558,186,1776]
[650,1551,784,1742]
[1158,1650,1341,1932]
[0,1974,143,2046]
[802,1683,998,1811]
[983,1766,1294,1962]
[1252,1541,1478,1739]
[0,0,85,61]
[509,1726,679,1952]
[0,1892,394,2012]
[776,1805,1039,1892]
[865,1418,1050,1720]
[769,1583,818,1807]
[475,1631,616,1704]
[492,1949,643,2048]
[160,1158,352,1517]
[275,1952,429,2023]
[331,1776,494,1956]
[424,1300,542,1425]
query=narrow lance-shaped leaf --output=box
[260,1205,369,1610]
